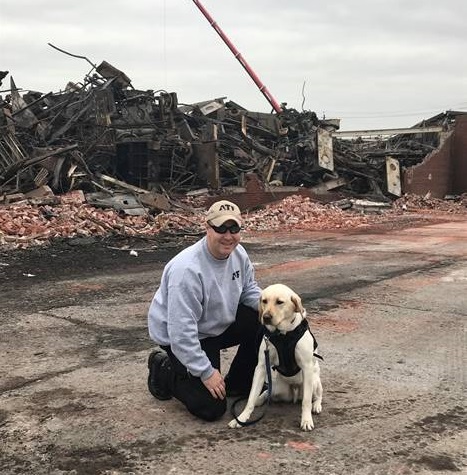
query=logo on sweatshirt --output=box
[232,270,240,280]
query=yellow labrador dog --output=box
[229,283,323,431]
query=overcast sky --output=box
[1,0,466,130]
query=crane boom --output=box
[191,0,283,114]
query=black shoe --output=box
[147,350,172,401]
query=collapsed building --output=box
[1,61,466,214]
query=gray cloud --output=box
[1,0,465,130]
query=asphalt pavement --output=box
[1,216,466,474]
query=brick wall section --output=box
[452,115,467,194]
[402,116,467,198]
[402,132,453,198]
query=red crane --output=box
[191,0,283,114]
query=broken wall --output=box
[402,116,467,198]
[452,115,467,194]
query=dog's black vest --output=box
[264,319,322,377]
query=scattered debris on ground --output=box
[1,193,465,250]
[1,53,465,252]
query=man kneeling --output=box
[147,200,262,421]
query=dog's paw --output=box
[300,417,315,431]
[228,419,242,428]
[312,400,322,414]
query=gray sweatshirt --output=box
[148,237,261,381]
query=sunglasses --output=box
[208,222,242,234]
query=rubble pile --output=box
[1,192,464,250]
[0,61,454,205]
[393,193,467,214]
[1,58,464,251]
[242,195,386,231]
[0,195,201,249]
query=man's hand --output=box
[203,369,226,400]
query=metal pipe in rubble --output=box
[191,0,283,114]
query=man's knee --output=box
[236,304,261,333]
[237,303,258,319]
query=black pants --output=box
[162,304,262,422]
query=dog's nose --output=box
[262,314,272,324]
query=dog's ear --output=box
[291,293,305,315]
[258,295,263,320]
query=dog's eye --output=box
[261,299,267,304]
[276,299,284,305]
